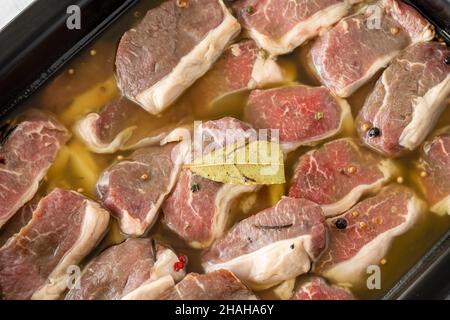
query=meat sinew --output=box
[190,39,285,116]
[232,0,360,56]
[202,197,327,288]
[417,127,450,215]
[0,188,110,300]
[0,111,70,228]
[244,85,352,153]
[356,41,450,157]
[162,117,259,249]
[310,0,434,97]
[116,0,240,114]
[65,238,186,300]
[97,142,186,236]
[289,138,398,217]
[315,184,426,285]
[160,270,257,300]
[292,276,355,300]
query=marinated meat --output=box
[417,127,450,215]
[97,143,186,236]
[160,270,257,300]
[202,197,327,288]
[315,184,425,284]
[190,39,284,116]
[65,238,185,300]
[0,189,110,300]
[310,0,434,97]
[292,276,355,300]
[244,85,351,153]
[116,0,240,114]
[163,117,259,248]
[74,97,192,154]
[163,169,257,248]
[232,0,359,55]
[0,198,37,247]
[289,138,398,217]
[0,111,70,228]
[356,42,450,157]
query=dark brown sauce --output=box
[4,0,450,299]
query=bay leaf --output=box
[187,140,285,185]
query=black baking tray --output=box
[0,0,449,300]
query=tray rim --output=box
[0,0,449,300]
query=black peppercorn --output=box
[368,127,380,138]
[335,218,348,229]
[246,6,255,15]
[190,183,200,192]
[445,56,450,65]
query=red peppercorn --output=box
[174,261,184,272]
[173,255,187,272]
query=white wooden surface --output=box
[0,0,35,30]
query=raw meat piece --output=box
[97,142,186,236]
[163,169,257,248]
[417,127,450,215]
[78,40,277,153]
[65,238,185,300]
[190,39,284,116]
[356,41,450,157]
[292,276,355,300]
[163,117,259,248]
[310,0,434,97]
[232,0,359,55]
[74,97,192,153]
[244,85,351,153]
[202,197,327,288]
[315,184,425,284]
[0,198,37,247]
[75,98,145,153]
[0,189,110,300]
[289,138,398,217]
[160,270,257,300]
[116,0,240,114]
[0,111,70,228]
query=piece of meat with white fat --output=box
[356,41,450,157]
[289,138,398,217]
[310,0,434,97]
[76,41,279,153]
[97,143,186,236]
[163,117,259,248]
[314,184,425,285]
[0,189,110,300]
[417,127,450,215]
[202,197,327,289]
[292,276,355,300]
[160,270,257,300]
[0,111,70,228]
[163,169,257,248]
[244,85,352,153]
[116,0,240,114]
[65,238,185,300]
[191,39,284,116]
[74,97,192,154]
[232,0,360,56]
